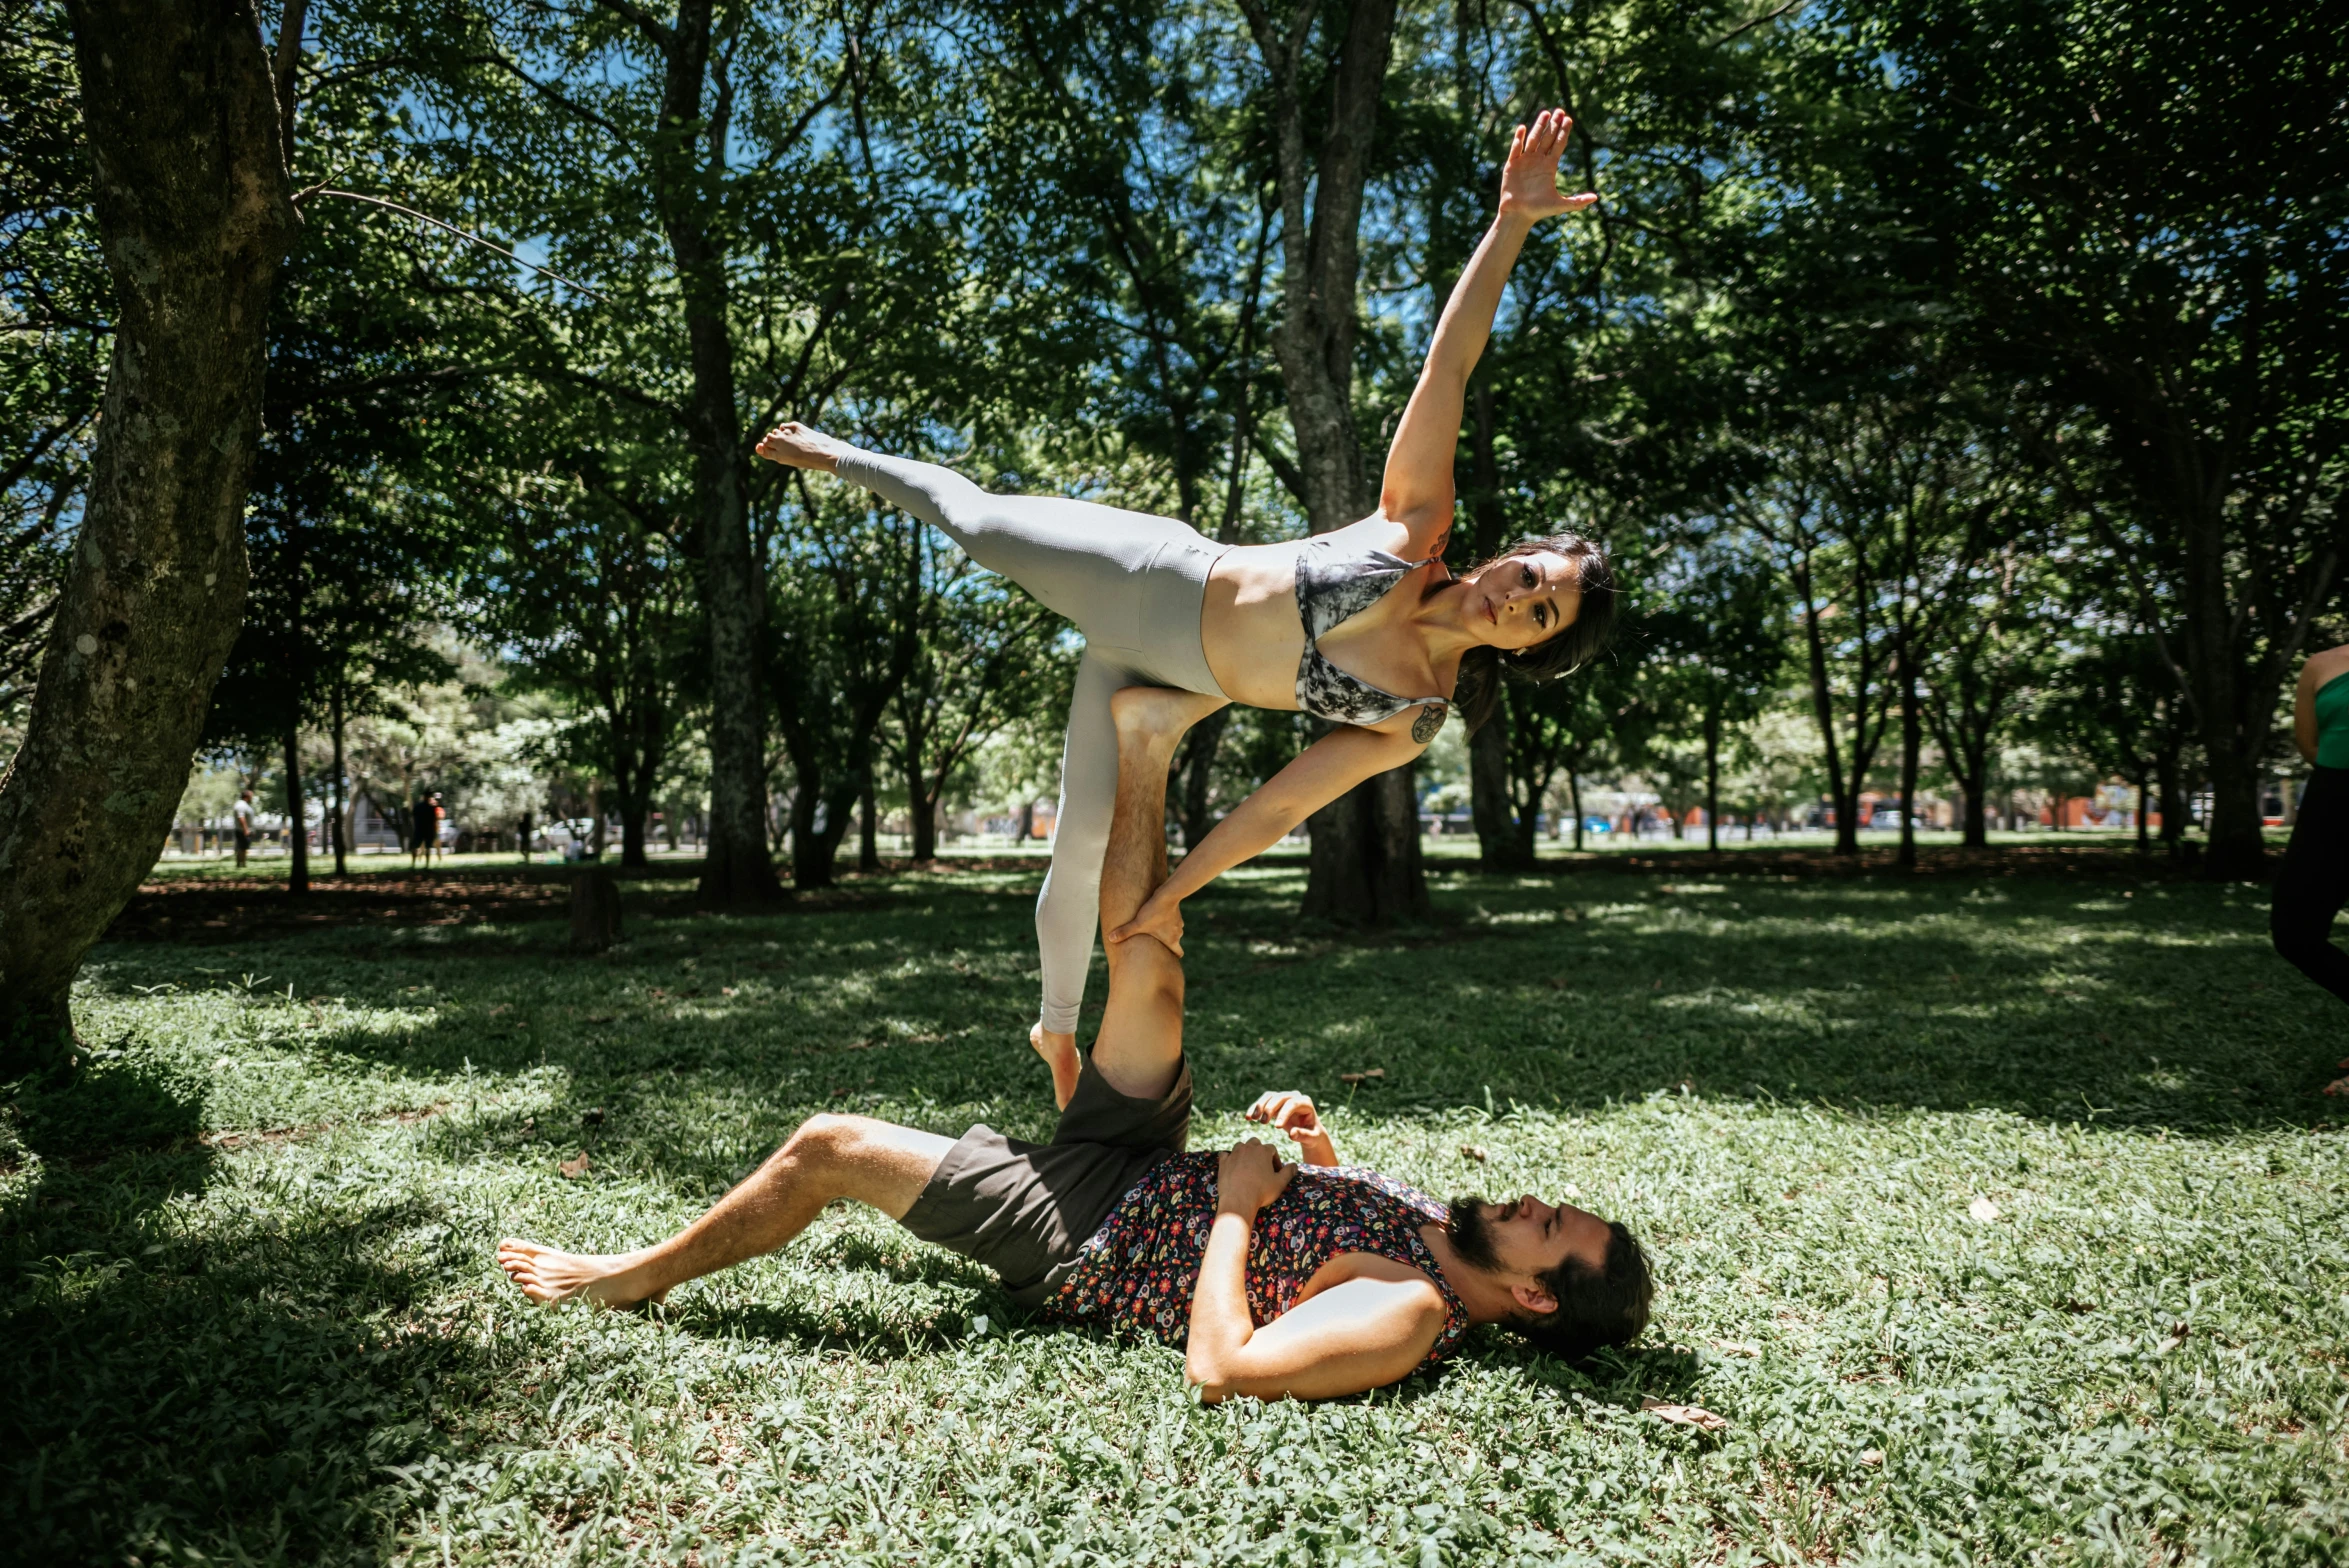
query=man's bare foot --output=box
[1032,1022,1080,1110]
[497,1238,667,1309]
[1109,685,1227,758]
[754,420,851,473]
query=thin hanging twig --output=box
[302,187,611,304]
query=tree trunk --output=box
[1896,653,1921,872]
[329,681,347,875]
[0,0,293,1072]
[2156,737,2185,855]
[1959,744,1989,849]
[1704,705,1721,855]
[618,793,648,868]
[910,791,937,862]
[1302,761,1428,927]
[1569,771,1585,851]
[1242,0,1418,927]
[2133,769,2152,853]
[1470,716,1526,870]
[282,720,308,894]
[646,1,778,909]
[587,780,605,860]
[858,772,879,873]
[901,702,938,862]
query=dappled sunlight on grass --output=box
[4,865,2344,1562]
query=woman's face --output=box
[1463,550,1582,651]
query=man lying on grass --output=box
[500,687,1652,1401]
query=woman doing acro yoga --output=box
[758,110,1616,1106]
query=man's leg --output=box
[497,1114,954,1308]
[1087,686,1226,1102]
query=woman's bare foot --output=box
[1032,1022,1080,1110]
[497,1238,667,1309]
[754,420,851,473]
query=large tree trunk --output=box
[0,0,294,1071]
[647,0,779,909]
[1242,0,1418,926]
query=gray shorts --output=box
[900,1054,1191,1306]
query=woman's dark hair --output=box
[1510,1220,1653,1362]
[1450,533,1618,735]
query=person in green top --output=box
[2272,644,2349,1007]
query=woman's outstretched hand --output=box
[1498,107,1597,223]
[1106,891,1184,956]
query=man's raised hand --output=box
[1498,107,1597,223]
[1247,1090,1337,1167]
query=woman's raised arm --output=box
[1378,109,1595,557]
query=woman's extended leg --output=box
[1032,651,1131,1098]
[497,1115,952,1308]
[766,430,1177,632]
[2272,767,2349,1006]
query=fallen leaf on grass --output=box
[1337,1068,1385,1084]
[558,1152,590,1179]
[1641,1398,1728,1433]
[1858,1448,1884,1467]
[2323,1077,2349,1097]
[1459,1144,1490,1163]
[1709,1340,1760,1358]
[1968,1196,2001,1223]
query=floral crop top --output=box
[1043,1151,1473,1373]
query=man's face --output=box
[1447,1194,1612,1315]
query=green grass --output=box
[4,862,2345,1565]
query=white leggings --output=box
[836,450,1229,1034]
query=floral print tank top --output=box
[1043,1152,1473,1372]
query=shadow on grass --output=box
[76,865,2324,1177]
[0,1174,495,1565]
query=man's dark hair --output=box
[1513,1221,1652,1361]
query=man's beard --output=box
[1447,1196,1503,1273]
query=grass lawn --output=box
[3,858,2344,1565]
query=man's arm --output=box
[1189,1258,1449,1403]
[1185,1141,1447,1402]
